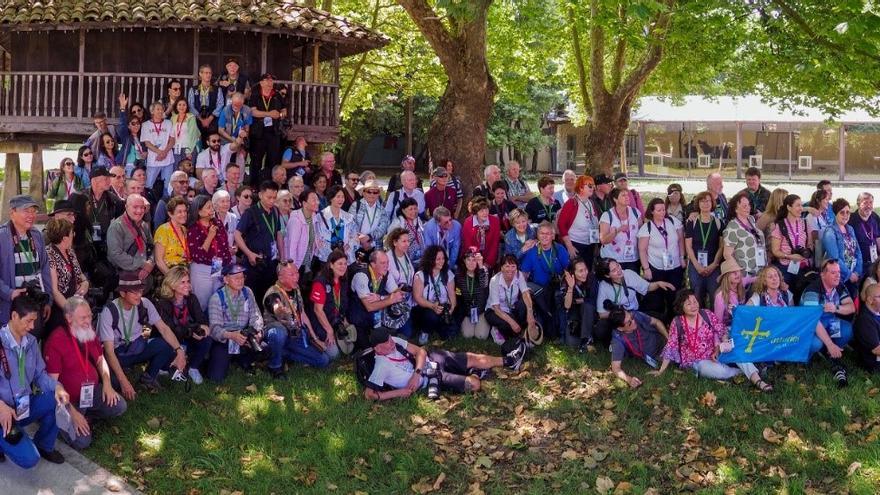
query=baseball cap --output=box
[432,167,448,178]
[222,263,247,276]
[613,172,629,182]
[594,174,613,186]
[9,194,38,210]
[49,199,75,216]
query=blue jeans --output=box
[116,338,175,380]
[205,339,260,382]
[265,325,330,369]
[414,307,458,340]
[810,318,853,355]
[145,164,173,189]
[688,263,720,308]
[691,360,742,380]
[0,391,58,468]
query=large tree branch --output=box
[610,5,627,92]
[589,0,609,105]
[772,0,880,64]
[617,2,673,101]
[396,0,459,72]
[568,7,593,115]
[340,0,383,111]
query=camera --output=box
[424,361,440,401]
[603,299,624,312]
[398,284,413,294]
[253,254,268,270]
[200,107,211,119]
[792,246,813,258]
[241,326,264,351]
[440,303,453,326]
[141,325,153,339]
[21,280,49,307]
[332,320,349,340]
[184,323,206,339]
[3,425,23,445]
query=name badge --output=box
[787,260,800,275]
[697,250,708,267]
[829,319,841,339]
[14,392,30,421]
[871,245,878,263]
[587,228,600,244]
[662,251,674,270]
[623,244,635,259]
[470,307,479,325]
[270,243,279,261]
[79,382,95,409]
[263,116,273,127]
[92,224,103,242]
[228,339,241,355]
[211,257,223,278]
[755,249,767,268]
[644,354,659,369]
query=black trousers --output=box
[560,301,597,346]
[249,134,281,187]
[245,258,279,312]
[641,264,683,323]
[484,299,528,339]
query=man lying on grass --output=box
[363,327,526,401]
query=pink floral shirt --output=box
[662,311,724,367]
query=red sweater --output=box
[461,215,501,268]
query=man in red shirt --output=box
[43,297,126,449]
[424,167,458,218]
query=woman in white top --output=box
[212,190,239,255]
[287,190,327,276]
[557,175,600,268]
[170,98,200,166]
[594,257,674,345]
[412,245,458,342]
[317,186,358,263]
[388,197,425,265]
[484,254,538,345]
[599,187,642,272]
[638,198,685,321]
[385,227,416,294]
[806,188,833,267]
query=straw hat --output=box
[717,258,743,281]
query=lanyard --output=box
[368,266,381,293]
[504,280,516,309]
[261,93,273,112]
[612,284,622,303]
[429,273,444,302]
[578,198,595,223]
[175,119,185,138]
[538,245,555,272]
[697,217,712,249]
[612,208,632,241]
[330,216,344,242]
[763,291,785,307]
[332,280,342,312]
[12,346,26,388]
[210,150,221,172]
[542,198,554,220]
[231,111,241,132]
[116,300,136,344]
[170,222,190,261]
[261,209,277,236]
[123,214,145,252]
[65,179,75,198]
[682,314,700,340]
[151,120,163,136]
[653,220,669,249]
[620,327,645,358]
[405,219,422,246]
[274,284,302,323]
[861,218,874,241]
[466,274,476,300]
[735,217,760,243]
[785,219,801,247]
[173,302,189,326]
[67,329,92,377]
[395,254,412,282]
[363,202,378,230]
[199,85,211,103]
[223,287,242,322]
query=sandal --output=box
[753,379,773,393]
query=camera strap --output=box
[0,342,11,380]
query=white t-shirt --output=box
[567,197,600,245]
[368,337,419,390]
[597,270,650,315]
[415,270,454,304]
[352,271,398,299]
[600,207,641,262]
[637,216,683,270]
[139,119,175,168]
[195,144,236,181]
[98,298,162,349]
[487,271,530,313]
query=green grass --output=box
[86,339,880,494]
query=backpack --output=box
[354,342,414,391]
[103,299,151,355]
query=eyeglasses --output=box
[110,173,122,178]
[171,86,182,91]
[348,177,360,182]
[82,152,92,156]
[63,161,74,166]
[241,194,252,199]
[209,139,221,144]
[174,179,188,184]
[364,190,379,195]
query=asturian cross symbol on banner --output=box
[740,316,770,353]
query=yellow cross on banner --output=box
[740,317,770,353]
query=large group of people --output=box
[3,65,880,468]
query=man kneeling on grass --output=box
[605,308,667,388]
[363,326,527,401]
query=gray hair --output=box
[149,101,165,113]
[272,164,285,175]
[288,176,304,189]
[63,295,90,318]
[484,165,500,180]
[432,206,451,221]
[211,189,231,205]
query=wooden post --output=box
[735,122,743,179]
[28,143,44,209]
[260,33,268,75]
[0,152,21,220]
[76,29,85,119]
[301,43,308,82]
[192,30,200,77]
[333,45,340,85]
[312,42,321,83]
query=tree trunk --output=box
[426,77,496,207]
[584,98,633,176]
[29,144,44,208]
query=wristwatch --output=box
[415,369,422,376]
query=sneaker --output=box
[833,366,848,388]
[187,368,204,385]
[38,448,65,464]
[504,340,527,372]
[139,374,162,393]
[418,332,429,346]
[490,327,506,345]
[270,367,287,380]
[156,369,170,378]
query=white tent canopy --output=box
[631,95,880,124]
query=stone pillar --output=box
[735,122,743,179]
[0,152,22,220]
[28,143,44,208]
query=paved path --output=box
[0,437,140,495]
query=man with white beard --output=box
[43,296,127,449]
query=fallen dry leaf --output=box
[411,476,434,494]
[561,449,580,461]
[146,417,160,429]
[267,393,285,402]
[614,481,633,494]
[244,384,257,393]
[432,473,446,491]
[762,427,782,444]
[847,461,862,476]
[595,476,615,494]
[699,391,717,408]
[466,482,485,495]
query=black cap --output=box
[49,199,75,215]
[222,263,247,276]
[90,167,111,179]
[259,73,275,81]
[594,173,613,186]
[613,172,628,181]
[369,327,394,347]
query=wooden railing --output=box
[0,72,339,133]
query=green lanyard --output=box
[538,246,555,272]
[18,238,35,266]
[430,273,443,302]
[697,218,712,249]
[116,300,136,344]
[224,287,242,322]
[612,284,622,303]
[364,203,378,229]
[261,210,277,237]
[466,274,475,299]
[542,200,554,220]
[14,347,26,388]
[397,255,412,282]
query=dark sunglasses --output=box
[209,139,221,144]
[348,177,360,182]
[82,152,93,156]
[110,173,122,178]
[241,194,252,199]
[364,189,380,195]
